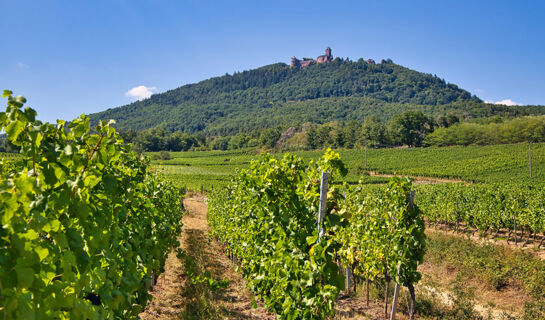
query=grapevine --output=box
[418,183,545,244]
[337,178,425,319]
[208,150,347,319]
[0,91,184,319]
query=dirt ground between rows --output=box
[139,196,274,319]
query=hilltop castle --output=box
[291,47,333,68]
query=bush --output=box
[160,150,170,160]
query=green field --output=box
[148,142,543,190]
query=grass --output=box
[423,232,545,319]
[147,143,544,190]
[425,232,545,301]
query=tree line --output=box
[111,111,544,153]
[4,111,543,154]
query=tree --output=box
[167,132,197,151]
[361,115,387,147]
[0,134,17,153]
[341,121,359,149]
[317,125,332,147]
[260,128,281,149]
[437,112,460,128]
[193,132,207,146]
[388,111,434,147]
[211,136,229,150]
[135,127,168,151]
[228,133,249,150]
[306,125,318,149]
[334,129,345,148]
[118,129,138,144]
[166,132,185,151]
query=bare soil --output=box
[335,297,398,320]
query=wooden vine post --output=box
[389,265,402,320]
[341,189,353,294]
[181,188,187,211]
[346,266,352,294]
[514,219,518,246]
[317,171,329,242]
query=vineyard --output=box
[2,91,545,319]
[206,148,545,319]
[208,150,426,319]
[417,183,545,247]
[0,91,184,319]
[147,142,544,190]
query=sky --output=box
[1,0,544,123]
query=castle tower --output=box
[291,56,300,67]
[325,47,332,58]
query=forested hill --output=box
[89,58,530,135]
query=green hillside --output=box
[89,58,544,135]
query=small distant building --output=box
[291,47,334,68]
[366,59,376,64]
[316,47,333,63]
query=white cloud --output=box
[485,99,521,106]
[125,85,157,100]
[495,99,520,106]
[16,62,29,69]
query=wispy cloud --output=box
[125,85,157,100]
[485,99,520,106]
[16,62,29,69]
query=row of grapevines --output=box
[337,178,425,318]
[0,91,184,319]
[208,150,427,319]
[207,151,347,319]
[417,183,545,240]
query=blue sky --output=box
[1,0,544,123]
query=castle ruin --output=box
[291,47,333,68]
